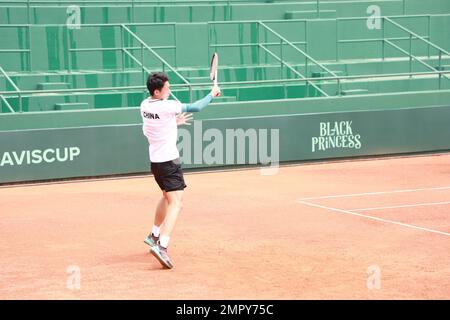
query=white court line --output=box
[298,186,450,201]
[296,200,450,237]
[351,201,450,212]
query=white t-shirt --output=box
[140,98,183,163]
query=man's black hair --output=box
[147,72,169,95]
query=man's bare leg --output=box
[150,190,183,269]
[158,190,183,248]
[145,193,168,247]
[153,193,168,227]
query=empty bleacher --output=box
[1,0,450,113]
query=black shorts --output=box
[150,158,187,192]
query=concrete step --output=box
[212,95,236,103]
[36,82,70,90]
[311,70,343,78]
[186,76,211,84]
[339,89,369,96]
[285,10,336,20]
[54,102,91,111]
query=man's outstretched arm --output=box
[181,86,221,113]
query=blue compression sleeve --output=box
[181,93,213,112]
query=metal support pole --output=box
[67,28,72,73]
[121,25,125,71]
[305,57,309,78]
[280,39,283,78]
[174,24,177,68]
[257,22,260,65]
[382,17,385,60]
[28,25,32,71]
[305,20,308,54]
[19,93,22,113]
[27,0,31,24]
[428,15,431,58]
[336,19,339,61]
[409,33,412,77]
[141,43,144,84]
[439,51,442,89]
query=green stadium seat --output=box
[212,96,237,103]
[0,1,450,112]
[285,10,336,20]
[36,82,70,90]
[339,89,370,96]
[54,102,91,111]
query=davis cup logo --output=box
[0,147,81,166]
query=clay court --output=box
[1,152,449,300]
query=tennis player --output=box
[141,72,221,269]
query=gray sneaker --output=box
[144,234,159,248]
[150,243,174,269]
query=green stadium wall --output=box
[1,91,450,184]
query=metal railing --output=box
[258,21,333,97]
[2,68,449,112]
[207,20,308,60]
[0,0,289,24]
[0,25,32,71]
[336,15,450,89]
[0,66,21,112]
[0,1,408,13]
[384,16,450,87]
[65,23,188,100]
[120,24,192,101]
[0,0,273,3]
[0,0,410,25]
[337,15,432,61]
[207,20,336,96]
[1,14,450,112]
[177,69,450,100]
[0,94,15,113]
[66,22,177,70]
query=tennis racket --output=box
[210,52,219,87]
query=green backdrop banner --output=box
[1,105,450,183]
